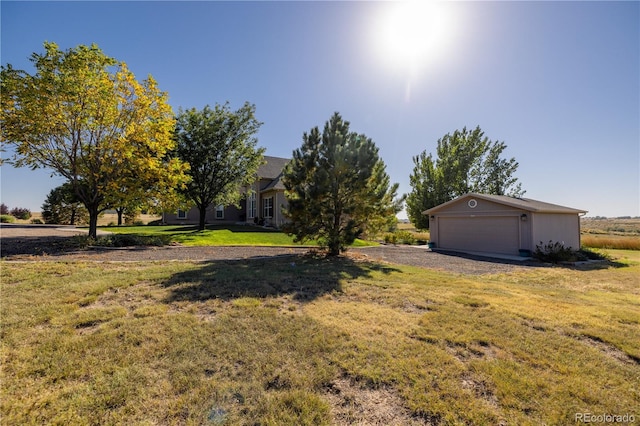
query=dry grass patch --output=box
[2,250,639,424]
[582,234,640,250]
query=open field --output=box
[581,218,640,250]
[11,213,162,226]
[2,250,638,424]
[581,217,640,235]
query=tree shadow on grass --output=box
[162,253,401,303]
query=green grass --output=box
[2,250,639,424]
[100,224,376,248]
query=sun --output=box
[373,1,454,74]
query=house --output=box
[424,193,587,256]
[164,155,291,227]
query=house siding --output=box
[531,213,581,251]
[428,197,526,255]
[163,156,291,227]
[427,193,584,256]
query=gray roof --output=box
[258,156,290,180]
[425,193,587,214]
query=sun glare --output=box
[374,1,454,75]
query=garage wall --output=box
[437,216,521,254]
[531,213,581,251]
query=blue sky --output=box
[1,1,638,218]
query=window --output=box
[263,197,273,218]
[248,193,257,218]
[177,209,187,219]
[215,204,224,219]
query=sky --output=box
[1,0,638,218]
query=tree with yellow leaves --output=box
[1,42,188,238]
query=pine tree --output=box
[41,182,88,225]
[282,112,402,256]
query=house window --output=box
[248,193,257,218]
[215,204,224,219]
[263,197,273,218]
[177,209,187,220]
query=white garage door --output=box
[438,216,520,255]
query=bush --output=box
[534,240,578,263]
[1,214,15,223]
[30,218,44,224]
[10,207,31,220]
[395,230,417,245]
[383,230,417,245]
[383,233,397,244]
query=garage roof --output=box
[424,193,587,215]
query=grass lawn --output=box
[100,224,376,248]
[1,251,638,424]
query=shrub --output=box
[383,233,397,244]
[1,214,15,223]
[395,230,417,245]
[10,207,31,220]
[384,230,420,245]
[534,240,578,263]
[30,218,44,224]
[98,234,172,247]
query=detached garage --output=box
[425,193,587,256]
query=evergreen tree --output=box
[41,182,88,225]
[282,112,403,256]
[407,126,524,228]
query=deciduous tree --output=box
[174,103,265,231]
[282,112,403,256]
[0,42,187,238]
[406,126,524,228]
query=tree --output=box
[0,42,187,238]
[41,182,88,225]
[174,103,265,231]
[406,126,524,228]
[282,112,403,256]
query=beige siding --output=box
[437,216,520,255]
[531,213,581,251]
[435,197,522,215]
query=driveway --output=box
[0,224,539,274]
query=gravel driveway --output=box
[1,224,539,275]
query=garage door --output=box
[438,216,520,255]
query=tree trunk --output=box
[116,208,124,226]
[70,208,76,226]
[88,207,99,239]
[198,204,207,231]
[327,211,342,256]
